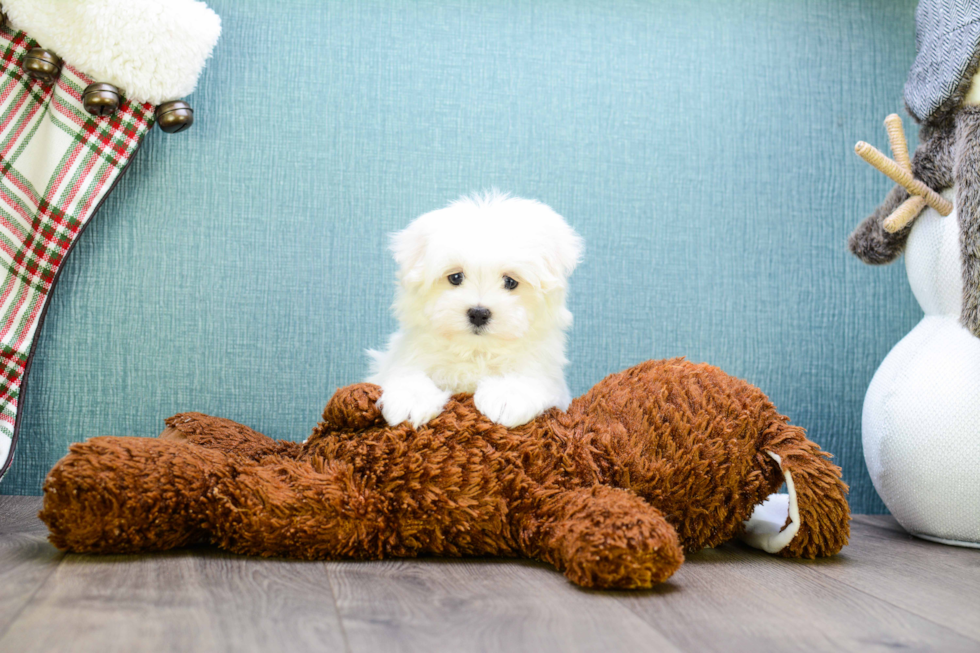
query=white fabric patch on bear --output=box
[741,451,801,554]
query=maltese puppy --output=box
[367,192,583,428]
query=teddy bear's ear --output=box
[389,220,429,286]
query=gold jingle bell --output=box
[23,48,61,84]
[82,83,121,116]
[155,101,193,134]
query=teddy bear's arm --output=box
[520,485,684,589]
[207,457,393,560]
[40,435,394,560]
[319,383,387,431]
[161,412,303,461]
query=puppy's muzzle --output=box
[467,306,492,329]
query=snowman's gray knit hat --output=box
[905,0,980,125]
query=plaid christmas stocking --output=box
[0,1,221,481]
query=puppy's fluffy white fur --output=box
[367,192,583,428]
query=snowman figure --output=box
[850,0,980,547]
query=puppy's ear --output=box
[539,219,584,290]
[389,220,428,285]
[551,220,584,279]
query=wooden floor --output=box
[1,496,978,653]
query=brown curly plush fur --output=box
[39,359,849,589]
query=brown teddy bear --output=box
[38,358,849,589]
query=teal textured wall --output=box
[2,0,920,513]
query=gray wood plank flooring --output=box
[1,495,977,653]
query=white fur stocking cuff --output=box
[3,0,221,105]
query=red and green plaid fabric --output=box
[0,25,154,478]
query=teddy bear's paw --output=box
[474,377,553,427]
[539,486,685,589]
[322,383,385,430]
[566,538,684,589]
[560,520,685,589]
[377,379,451,428]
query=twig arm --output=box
[883,196,928,233]
[854,141,953,216]
[885,113,911,170]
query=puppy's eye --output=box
[448,272,464,286]
[503,276,519,290]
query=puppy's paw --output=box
[377,376,451,428]
[474,377,553,427]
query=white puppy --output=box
[367,192,583,428]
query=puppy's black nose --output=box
[467,306,492,328]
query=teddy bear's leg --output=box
[520,485,684,589]
[749,424,850,558]
[40,437,231,553]
[160,412,303,461]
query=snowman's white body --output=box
[863,188,980,547]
